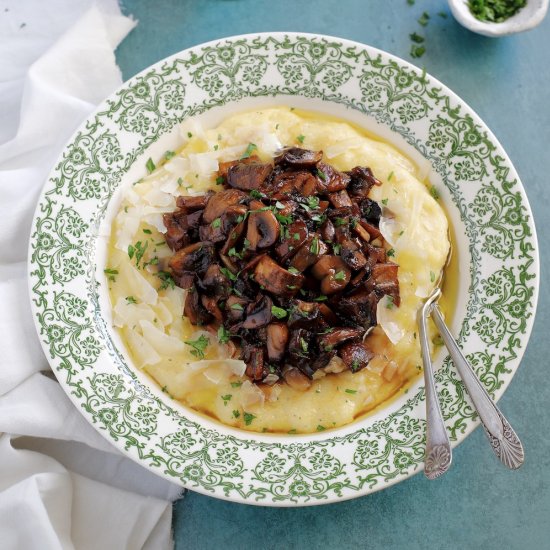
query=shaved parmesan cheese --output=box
[377,296,405,344]
[379,215,405,248]
[188,152,219,176]
[113,297,155,328]
[259,133,283,156]
[121,263,158,305]
[325,138,361,159]
[240,380,265,409]
[164,156,190,175]
[124,328,161,368]
[139,320,186,355]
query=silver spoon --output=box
[430,304,524,469]
[418,287,452,479]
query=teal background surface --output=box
[116,1,549,548]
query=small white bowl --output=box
[448,0,549,36]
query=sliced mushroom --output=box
[184,286,212,325]
[201,264,231,298]
[320,218,335,242]
[333,288,378,329]
[315,162,351,194]
[266,323,289,362]
[338,341,374,372]
[271,169,318,198]
[311,350,337,371]
[241,345,266,381]
[288,234,327,272]
[201,294,223,322]
[203,189,247,223]
[227,162,273,191]
[253,255,305,296]
[163,209,202,251]
[282,365,311,391]
[319,327,364,351]
[275,219,308,263]
[176,192,213,213]
[241,295,273,329]
[218,155,262,178]
[225,295,249,322]
[358,220,382,240]
[274,147,323,167]
[246,200,280,250]
[311,255,351,295]
[358,198,382,224]
[346,166,382,198]
[328,189,353,208]
[287,300,326,330]
[169,242,215,277]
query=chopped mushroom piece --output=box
[163,146,400,384]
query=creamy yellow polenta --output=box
[106,107,450,434]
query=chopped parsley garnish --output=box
[288,267,300,275]
[381,198,389,205]
[219,267,237,281]
[142,228,152,234]
[411,45,426,59]
[297,134,305,143]
[125,296,137,304]
[184,334,209,359]
[217,325,231,344]
[232,409,240,418]
[351,360,361,372]
[164,150,176,160]
[334,217,347,226]
[221,394,232,406]
[334,270,346,281]
[145,158,155,174]
[271,305,288,319]
[243,412,256,426]
[317,168,327,181]
[410,32,424,43]
[230,381,243,388]
[187,132,193,138]
[275,201,285,210]
[103,268,118,282]
[407,0,415,4]
[128,240,148,268]
[430,185,440,200]
[211,217,222,228]
[314,295,328,302]
[230,303,244,311]
[388,171,395,181]
[309,237,320,254]
[345,389,357,394]
[433,334,444,347]
[250,189,265,199]
[386,296,395,309]
[293,232,300,240]
[241,142,258,159]
[300,337,309,352]
[275,212,293,225]
[387,248,395,257]
[418,11,430,26]
[214,144,218,151]
[156,271,175,290]
[333,244,342,255]
[215,176,224,185]
[316,425,326,431]
[430,271,436,283]
[438,10,448,18]
[468,0,526,22]
[307,196,320,209]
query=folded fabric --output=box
[0,2,183,548]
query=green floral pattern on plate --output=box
[28,34,538,505]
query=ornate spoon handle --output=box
[419,288,452,479]
[431,305,524,469]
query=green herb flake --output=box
[430,271,436,283]
[125,295,137,304]
[293,232,300,240]
[230,303,244,311]
[288,267,300,275]
[142,228,152,234]
[388,170,395,181]
[314,295,328,302]
[128,240,148,268]
[345,389,358,394]
[288,428,297,434]
[300,337,309,352]
[468,0,526,22]
[307,196,320,209]
[334,270,346,281]
[249,189,264,199]
[164,150,176,160]
[410,45,426,59]
[386,296,395,309]
[430,185,440,200]
[438,10,448,18]
[219,267,237,281]
[221,394,232,406]
[232,409,240,418]
[309,237,320,254]
[407,0,415,5]
[231,381,243,388]
[156,271,175,290]
[103,268,118,282]
[184,334,209,359]
[271,305,288,319]
[381,198,389,206]
[433,334,444,347]
[351,360,361,373]
[243,412,256,426]
[241,142,258,159]
[214,144,219,151]
[187,132,193,138]
[297,134,306,144]
[333,244,342,255]
[145,158,155,174]
[387,248,395,257]
[418,11,430,26]
[317,169,327,181]
[410,32,425,44]
[215,176,224,185]
[217,325,231,344]
[316,425,326,431]
[211,217,222,228]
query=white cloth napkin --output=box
[0,1,183,548]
